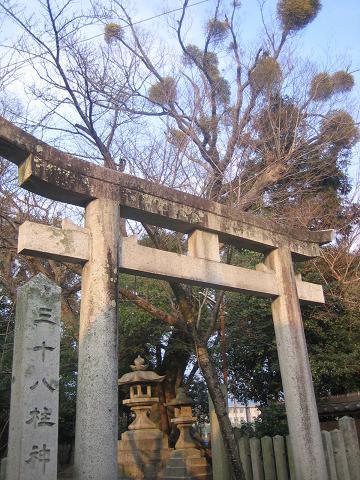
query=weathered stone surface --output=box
[0,458,7,480]
[250,437,264,480]
[187,230,220,262]
[265,247,328,480]
[321,431,337,480]
[0,114,333,480]
[118,358,171,480]
[118,430,171,479]
[159,449,211,480]
[18,221,90,264]
[339,416,360,480]
[0,115,334,259]
[237,437,253,480]
[331,429,350,480]
[18,153,328,259]
[6,274,61,480]
[119,237,325,304]
[272,435,288,480]
[260,436,276,480]
[74,199,120,480]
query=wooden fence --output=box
[233,416,360,480]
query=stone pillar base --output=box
[159,448,212,480]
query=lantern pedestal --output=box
[160,388,212,480]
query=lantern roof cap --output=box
[118,355,166,385]
[166,387,193,406]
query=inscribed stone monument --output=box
[6,274,61,480]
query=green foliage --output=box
[58,323,78,444]
[250,57,282,93]
[188,378,209,422]
[104,23,123,44]
[277,0,321,32]
[226,291,280,404]
[148,77,177,104]
[236,404,289,438]
[118,273,173,374]
[225,244,360,410]
[301,275,360,396]
[221,250,282,404]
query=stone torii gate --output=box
[0,116,333,480]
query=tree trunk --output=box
[195,341,245,480]
[158,328,191,440]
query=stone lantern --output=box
[166,387,197,450]
[160,387,211,480]
[117,356,171,479]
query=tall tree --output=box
[0,0,358,476]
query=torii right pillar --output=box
[265,246,328,480]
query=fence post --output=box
[250,437,264,480]
[273,435,288,480]
[286,435,297,480]
[321,431,337,480]
[261,436,276,480]
[339,416,360,480]
[331,429,350,480]
[238,437,253,480]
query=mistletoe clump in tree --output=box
[0,0,358,477]
[278,0,321,32]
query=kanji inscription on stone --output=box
[6,273,61,480]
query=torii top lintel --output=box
[0,116,334,260]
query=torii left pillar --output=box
[18,198,121,480]
[74,199,120,480]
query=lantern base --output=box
[159,448,212,480]
[118,429,171,479]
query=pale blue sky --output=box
[106,1,360,101]
[3,1,359,81]
[135,0,360,77]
